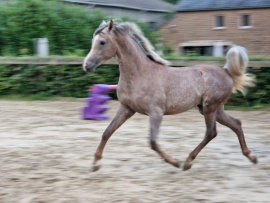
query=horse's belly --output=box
[165,103,196,115]
[164,93,201,115]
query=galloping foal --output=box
[83,20,257,171]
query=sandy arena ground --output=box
[0,100,269,203]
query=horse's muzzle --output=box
[83,62,96,73]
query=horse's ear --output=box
[100,20,106,27]
[108,19,114,31]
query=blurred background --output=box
[0,1,269,203]
[0,0,269,108]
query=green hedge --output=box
[0,64,269,107]
[227,68,270,108]
[0,64,119,98]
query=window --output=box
[214,15,225,29]
[240,14,252,28]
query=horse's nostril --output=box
[83,63,88,70]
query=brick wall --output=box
[159,9,270,56]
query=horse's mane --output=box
[119,22,170,66]
[95,22,170,66]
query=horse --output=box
[83,20,257,172]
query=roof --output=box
[64,0,174,12]
[177,0,270,12]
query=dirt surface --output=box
[0,100,269,203]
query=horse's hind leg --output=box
[92,104,135,172]
[217,107,258,164]
[149,114,180,168]
[183,107,218,171]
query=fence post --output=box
[35,38,49,57]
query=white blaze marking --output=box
[83,35,100,71]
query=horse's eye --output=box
[100,41,105,45]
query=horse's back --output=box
[167,65,233,92]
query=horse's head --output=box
[83,20,117,73]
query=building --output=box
[64,0,174,29]
[159,0,270,56]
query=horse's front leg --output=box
[92,104,135,172]
[149,114,181,168]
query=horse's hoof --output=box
[173,160,181,168]
[251,156,258,164]
[183,163,192,171]
[92,165,101,172]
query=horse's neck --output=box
[115,36,151,82]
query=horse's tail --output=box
[224,46,255,95]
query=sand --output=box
[0,100,269,203]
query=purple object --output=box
[82,84,117,120]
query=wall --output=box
[159,9,270,56]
